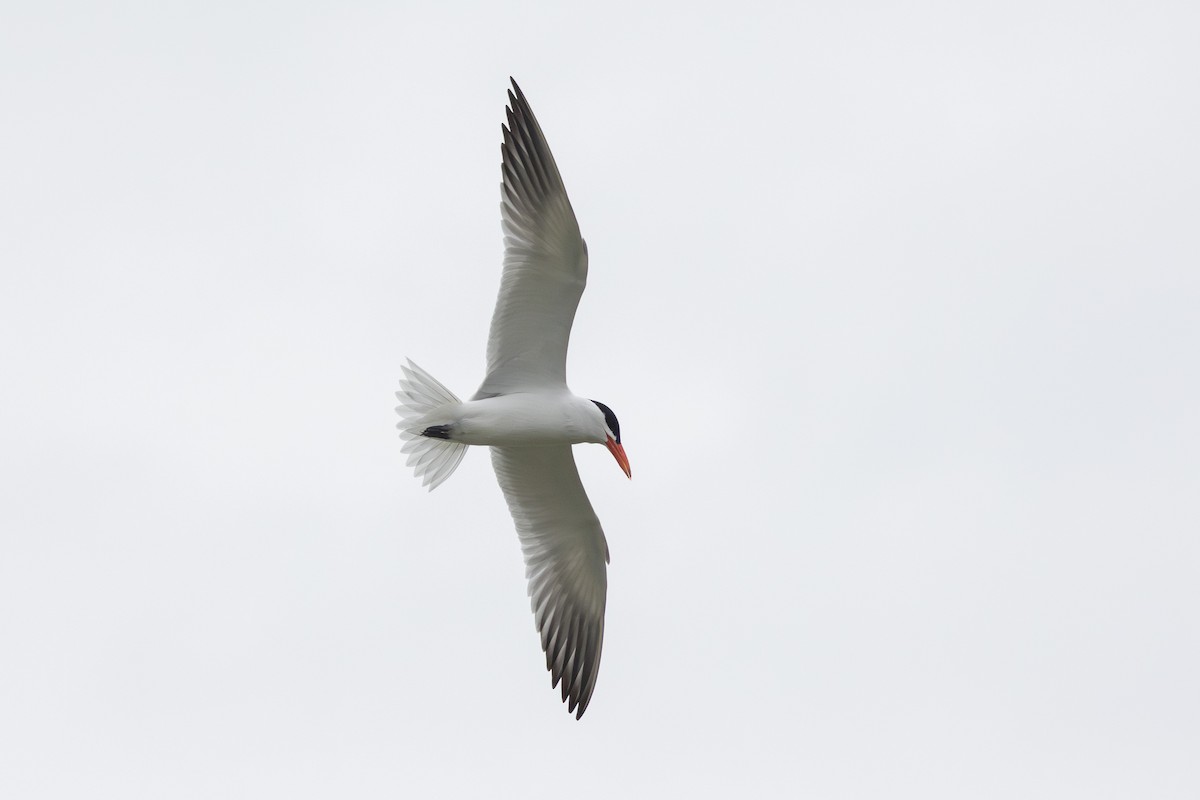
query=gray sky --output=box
[2,1,1198,797]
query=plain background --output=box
[2,2,1197,797]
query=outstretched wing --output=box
[491,445,609,718]
[474,78,588,399]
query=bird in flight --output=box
[395,78,630,719]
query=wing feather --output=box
[491,445,609,718]
[474,79,588,398]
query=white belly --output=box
[452,393,598,446]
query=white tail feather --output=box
[395,359,468,490]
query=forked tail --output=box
[395,359,468,490]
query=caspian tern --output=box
[395,79,630,719]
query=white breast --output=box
[452,393,601,447]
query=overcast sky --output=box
[2,2,1198,798]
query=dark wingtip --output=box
[508,78,530,113]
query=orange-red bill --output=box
[605,436,631,478]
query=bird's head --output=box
[590,400,631,479]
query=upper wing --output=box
[491,445,609,718]
[473,79,588,399]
